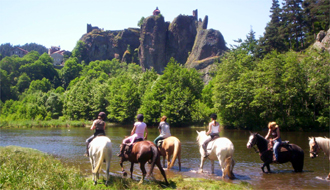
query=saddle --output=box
[124,138,144,155]
[268,140,290,151]
[206,136,220,150]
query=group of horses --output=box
[87,131,330,186]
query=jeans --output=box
[273,138,282,160]
[154,136,165,146]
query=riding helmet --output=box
[210,113,217,120]
[136,114,144,121]
[98,112,106,119]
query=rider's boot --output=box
[117,144,125,157]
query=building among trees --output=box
[10,47,29,57]
[48,46,65,65]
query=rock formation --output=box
[313,29,330,53]
[78,9,228,81]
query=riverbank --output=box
[0,146,251,190]
[0,119,92,128]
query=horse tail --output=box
[224,156,235,179]
[148,144,159,175]
[168,138,180,169]
[92,147,105,174]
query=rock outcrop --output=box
[78,9,228,81]
[80,28,140,63]
[313,29,330,53]
[139,15,168,73]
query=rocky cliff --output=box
[313,28,330,53]
[78,10,228,80]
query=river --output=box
[0,124,329,189]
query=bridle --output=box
[248,134,259,153]
[310,139,320,158]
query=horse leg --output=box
[178,151,181,171]
[166,152,171,170]
[327,173,330,180]
[211,160,215,174]
[199,155,206,173]
[105,158,110,186]
[162,154,166,169]
[266,163,271,173]
[130,162,134,179]
[138,162,147,185]
[156,158,169,185]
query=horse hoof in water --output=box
[94,181,97,186]
[122,171,127,177]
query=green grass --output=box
[0,146,251,189]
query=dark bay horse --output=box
[119,140,169,185]
[246,132,304,173]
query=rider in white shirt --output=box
[202,114,220,158]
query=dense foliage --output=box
[0,43,48,58]
[0,0,328,131]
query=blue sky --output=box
[0,0,280,51]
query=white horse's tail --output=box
[223,156,235,179]
[168,138,180,169]
[92,148,104,174]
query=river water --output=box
[0,124,329,189]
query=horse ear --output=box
[308,137,311,140]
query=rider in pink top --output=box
[117,114,148,157]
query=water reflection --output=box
[0,125,329,189]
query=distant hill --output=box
[0,43,48,58]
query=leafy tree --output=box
[72,40,87,63]
[17,73,31,93]
[138,58,203,125]
[59,57,83,89]
[106,74,140,123]
[0,69,12,102]
[45,92,63,119]
[28,78,52,93]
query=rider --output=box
[265,121,281,162]
[117,114,148,157]
[153,116,171,147]
[85,112,106,157]
[202,114,220,158]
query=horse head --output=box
[196,130,207,145]
[247,132,258,149]
[309,137,319,158]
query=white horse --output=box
[89,136,112,185]
[196,130,235,179]
[309,137,330,180]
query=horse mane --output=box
[196,130,207,146]
[313,137,330,156]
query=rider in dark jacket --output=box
[84,112,106,157]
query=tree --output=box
[72,40,87,63]
[282,0,305,50]
[138,58,203,125]
[17,73,31,93]
[259,0,288,55]
[59,57,82,89]
[28,78,52,93]
[0,69,12,102]
[137,17,145,27]
[45,92,63,119]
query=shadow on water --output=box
[1,126,329,189]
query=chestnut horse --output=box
[309,137,330,180]
[247,132,304,173]
[119,140,169,185]
[158,136,182,171]
[88,136,112,186]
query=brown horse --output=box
[119,140,169,185]
[158,136,181,171]
[247,132,304,173]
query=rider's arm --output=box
[206,123,212,135]
[131,125,137,135]
[265,129,271,139]
[144,127,148,140]
[90,120,97,130]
